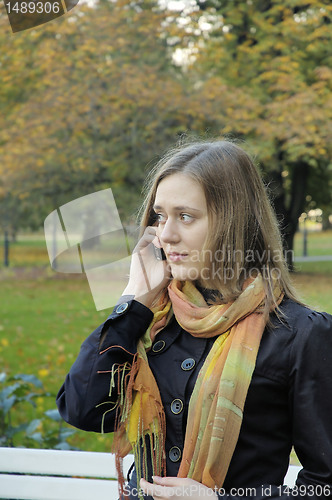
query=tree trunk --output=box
[322,210,332,231]
[4,230,10,267]
[269,162,309,271]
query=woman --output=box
[56,140,332,500]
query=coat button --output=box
[152,340,166,353]
[181,358,195,371]
[115,302,129,314]
[170,399,183,415]
[169,446,182,462]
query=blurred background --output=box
[0,0,331,455]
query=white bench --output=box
[0,447,133,500]
[0,447,301,500]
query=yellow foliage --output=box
[0,0,331,230]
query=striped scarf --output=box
[109,273,282,497]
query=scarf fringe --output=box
[106,352,166,499]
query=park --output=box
[0,0,331,498]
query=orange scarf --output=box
[107,274,282,497]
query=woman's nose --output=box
[159,219,180,244]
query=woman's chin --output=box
[169,264,200,282]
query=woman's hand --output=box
[140,477,218,499]
[122,226,172,309]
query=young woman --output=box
[57,140,332,500]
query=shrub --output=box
[0,372,77,450]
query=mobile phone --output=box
[153,245,167,261]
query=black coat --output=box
[56,297,332,499]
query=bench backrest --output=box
[0,447,301,500]
[0,447,133,500]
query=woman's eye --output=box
[180,213,193,222]
[153,212,192,224]
[155,213,166,223]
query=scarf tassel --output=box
[107,352,166,499]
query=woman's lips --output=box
[167,252,188,262]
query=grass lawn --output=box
[0,230,331,453]
[293,229,332,258]
[292,230,332,312]
[0,274,115,451]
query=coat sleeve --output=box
[56,299,153,433]
[217,309,332,500]
[288,309,332,496]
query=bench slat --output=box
[284,465,301,487]
[0,446,302,500]
[0,474,119,500]
[0,447,133,478]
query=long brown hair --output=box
[138,138,301,317]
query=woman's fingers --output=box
[140,477,218,499]
[140,478,177,498]
[134,226,157,252]
[122,227,171,307]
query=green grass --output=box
[0,230,331,452]
[0,275,116,451]
[293,230,332,279]
[2,238,49,267]
[0,231,136,451]
[293,230,332,258]
[291,273,332,313]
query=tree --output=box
[185,0,332,264]
[0,0,191,236]
[1,0,331,268]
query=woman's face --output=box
[153,173,209,282]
